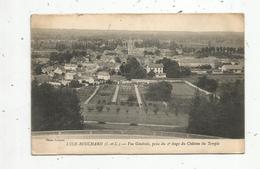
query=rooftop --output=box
[222,64,243,70]
[97,71,110,76]
[147,63,164,68]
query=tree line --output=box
[197,46,244,57]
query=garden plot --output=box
[77,86,97,103]
[82,84,143,124]
[80,82,204,127]
[171,82,201,98]
[117,84,138,106]
[88,84,116,105]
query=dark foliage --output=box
[145,81,172,101]
[156,58,180,78]
[114,56,121,63]
[34,64,43,75]
[196,76,218,92]
[31,83,84,131]
[156,58,190,78]
[50,51,73,64]
[69,80,82,88]
[188,80,244,138]
[147,70,156,79]
[119,57,147,80]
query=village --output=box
[32,37,244,87]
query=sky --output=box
[31,14,244,32]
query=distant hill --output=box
[31,28,244,48]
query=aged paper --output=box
[31,14,244,154]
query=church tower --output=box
[128,38,135,55]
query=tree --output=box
[153,105,159,115]
[50,51,73,64]
[154,49,160,56]
[31,83,84,131]
[147,70,155,79]
[188,80,244,138]
[69,80,82,88]
[96,105,104,112]
[34,64,43,75]
[145,81,172,101]
[156,58,180,78]
[96,55,101,60]
[116,107,120,113]
[119,57,147,80]
[196,76,218,92]
[114,56,121,63]
[179,67,191,76]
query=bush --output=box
[96,105,104,112]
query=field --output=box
[77,81,208,130]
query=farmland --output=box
[78,81,209,130]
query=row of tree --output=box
[197,46,244,57]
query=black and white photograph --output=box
[30,14,244,154]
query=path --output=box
[111,84,120,103]
[84,120,180,128]
[84,85,100,104]
[134,84,143,108]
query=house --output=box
[145,47,158,53]
[191,69,208,75]
[221,65,244,74]
[33,74,51,84]
[212,69,223,74]
[61,80,70,86]
[176,48,183,55]
[160,49,172,57]
[155,73,166,78]
[97,71,110,81]
[114,64,121,73]
[81,76,95,84]
[64,64,77,71]
[146,63,166,78]
[64,72,76,80]
[41,66,54,75]
[34,57,50,64]
[82,63,99,73]
[146,63,164,74]
[53,67,63,75]
[48,82,61,87]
